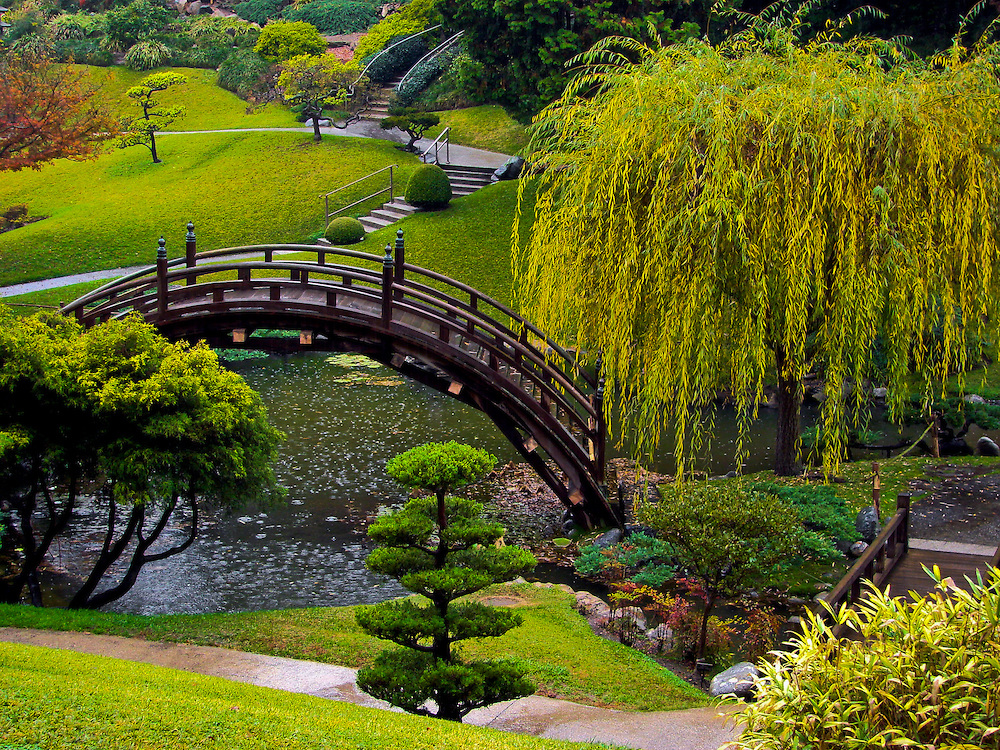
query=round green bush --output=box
[324,216,365,245]
[404,164,452,209]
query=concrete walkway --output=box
[0,628,739,750]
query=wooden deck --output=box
[881,543,996,598]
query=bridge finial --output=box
[395,228,404,251]
[383,243,394,266]
[186,222,195,241]
[157,236,166,260]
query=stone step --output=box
[448,176,491,189]
[442,165,496,177]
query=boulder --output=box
[872,386,888,400]
[710,662,760,699]
[185,0,201,14]
[594,527,623,549]
[977,436,1000,457]
[849,541,869,558]
[492,156,525,182]
[575,591,610,620]
[616,606,647,630]
[855,506,881,543]
[964,393,986,404]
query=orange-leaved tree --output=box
[0,54,117,172]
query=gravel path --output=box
[0,628,739,750]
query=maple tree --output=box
[0,53,117,172]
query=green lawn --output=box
[81,65,299,131]
[428,105,530,155]
[0,584,705,712]
[0,641,616,750]
[0,132,423,286]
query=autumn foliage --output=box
[0,54,118,172]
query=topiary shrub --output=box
[324,216,365,244]
[404,163,451,209]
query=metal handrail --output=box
[397,30,464,90]
[320,165,396,227]
[353,24,443,88]
[420,126,450,165]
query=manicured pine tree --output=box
[356,441,536,722]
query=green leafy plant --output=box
[254,19,325,61]
[123,39,172,70]
[116,70,186,164]
[324,216,365,244]
[217,48,274,100]
[403,161,450,208]
[753,481,855,557]
[282,0,376,34]
[103,0,172,51]
[574,532,675,587]
[352,0,437,63]
[356,442,536,722]
[234,0,283,27]
[729,568,1000,749]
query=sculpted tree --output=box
[278,53,365,141]
[117,71,186,164]
[356,442,536,722]
[516,27,1000,477]
[0,53,117,172]
[0,309,283,607]
[380,109,439,152]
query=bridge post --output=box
[185,222,196,285]
[896,492,910,553]
[156,237,168,317]
[393,229,405,298]
[381,243,393,326]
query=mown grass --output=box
[0,641,615,750]
[81,65,299,131]
[0,132,422,286]
[427,105,529,155]
[0,584,705,712]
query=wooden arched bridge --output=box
[61,226,620,529]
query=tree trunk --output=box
[773,346,802,476]
[696,595,717,663]
[311,116,323,142]
[150,132,160,163]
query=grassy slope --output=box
[0,584,705,712]
[0,641,613,750]
[0,132,422,286]
[80,65,299,131]
[428,106,529,156]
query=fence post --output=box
[897,492,911,552]
[185,221,196,285]
[156,236,168,317]
[381,243,393,326]
[393,229,405,297]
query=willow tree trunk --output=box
[773,346,802,476]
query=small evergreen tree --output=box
[116,71,186,164]
[356,442,536,722]
[380,109,439,151]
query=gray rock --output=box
[855,506,881,543]
[616,606,646,631]
[709,662,760,699]
[977,436,1000,457]
[872,386,888,399]
[491,156,525,182]
[965,393,986,404]
[185,0,201,14]
[849,540,869,558]
[646,624,673,644]
[594,527,623,549]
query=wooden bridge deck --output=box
[881,543,997,598]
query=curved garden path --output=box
[0,627,738,750]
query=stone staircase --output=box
[360,77,403,121]
[357,164,497,234]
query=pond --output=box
[50,352,928,615]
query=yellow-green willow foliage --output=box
[515,39,1000,477]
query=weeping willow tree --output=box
[515,12,1000,477]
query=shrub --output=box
[253,19,325,61]
[282,0,376,34]
[233,0,284,27]
[104,0,173,51]
[729,569,1000,749]
[752,481,854,552]
[170,46,230,69]
[352,0,437,62]
[217,48,273,99]
[324,216,365,244]
[404,163,451,208]
[52,37,114,65]
[124,39,172,70]
[574,532,675,587]
[46,12,90,40]
[360,32,426,84]
[394,44,458,107]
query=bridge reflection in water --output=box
[62,225,620,529]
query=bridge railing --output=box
[819,492,910,631]
[60,230,604,464]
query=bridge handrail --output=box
[354,24,443,89]
[821,493,910,624]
